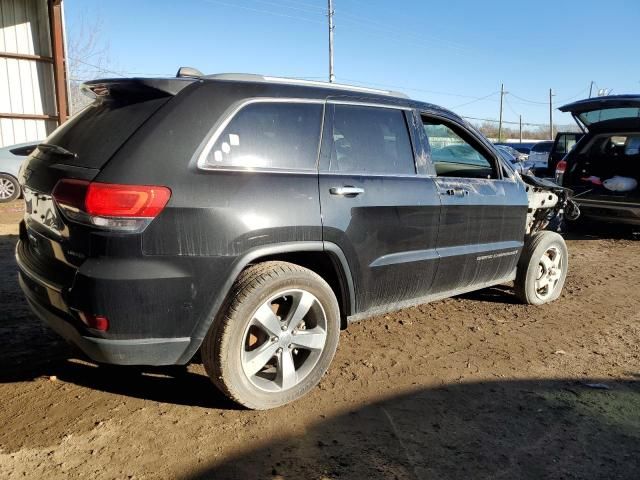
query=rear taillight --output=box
[78,311,109,331]
[555,160,567,185]
[53,179,171,232]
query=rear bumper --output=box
[16,240,194,365]
[576,198,640,226]
[21,281,190,365]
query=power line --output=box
[462,115,547,127]
[504,96,521,117]
[276,0,327,11]
[199,0,325,25]
[452,91,500,109]
[245,0,326,16]
[507,92,548,105]
[337,11,470,52]
[337,76,499,100]
[70,57,172,77]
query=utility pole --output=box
[589,80,594,98]
[498,83,505,141]
[519,115,522,143]
[549,88,554,140]
[328,0,335,83]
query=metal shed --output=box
[0,0,68,147]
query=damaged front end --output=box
[521,173,580,235]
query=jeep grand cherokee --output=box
[16,70,576,409]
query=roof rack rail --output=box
[204,73,409,99]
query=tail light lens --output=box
[555,160,567,184]
[53,179,171,232]
[78,311,109,332]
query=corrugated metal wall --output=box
[0,0,58,147]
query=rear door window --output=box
[328,104,415,175]
[201,102,323,171]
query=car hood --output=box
[559,95,640,131]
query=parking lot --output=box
[0,199,639,479]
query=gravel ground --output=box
[0,200,638,479]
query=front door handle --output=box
[329,186,364,196]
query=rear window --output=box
[39,97,169,169]
[201,102,323,171]
[579,107,640,126]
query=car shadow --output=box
[564,219,639,240]
[457,284,520,305]
[183,378,640,480]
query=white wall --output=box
[0,0,57,147]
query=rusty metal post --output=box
[49,0,69,124]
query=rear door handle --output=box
[329,186,364,196]
[441,188,469,197]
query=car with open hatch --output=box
[15,69,577,409]
[555,95,640,226]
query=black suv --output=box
[556,95,640,225]
[16,71,574,409]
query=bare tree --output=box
[66,11,114,114]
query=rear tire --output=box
[201,261,340,410]
[515,231,568,305]
[0,174,20,203]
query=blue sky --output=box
[65,0,640,126]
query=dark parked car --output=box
[16,71,575,409]
[548,131,583,175]
[556,95,640,225]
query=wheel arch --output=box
[177,241,355,364]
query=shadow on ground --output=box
[564,218,640,241]
[186,378,640,480]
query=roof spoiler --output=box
[81,77,197,101]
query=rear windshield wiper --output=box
[37,143,78,159]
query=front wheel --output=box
[201,261,340,410]
[514,231,568,305]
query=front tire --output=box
[515,231,568,305]
[201,261,340,410]
[0,174,20,202]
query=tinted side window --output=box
[329,105,415,175]
[203,102,323,170]
[423,119,496,179]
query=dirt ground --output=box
[0,199,639,479]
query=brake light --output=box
[555,159,567,185]
[555,160,567,175]
[52,179,171,232]
[85,183,171,217]
[78,311,109,331]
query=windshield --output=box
[497,149,516,163]
[531,142,553,153]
